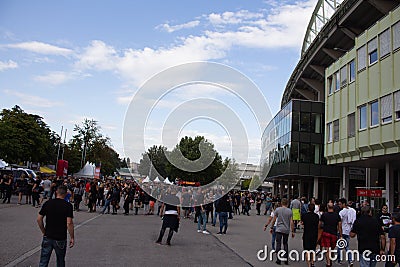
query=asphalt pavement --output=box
[0,196,387,267]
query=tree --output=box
[218,158,240,189]
[138,145,169,179]
[66,118,122,176]
[0,105,58,165]
[167,136,223,185]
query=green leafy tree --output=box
[138,145,169,179]
[0,105,58,165]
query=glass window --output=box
[340,66,347,87]
[394,22,400,51]
[290,142,299,163]
[311,113,321,133]
[370,101,379,127]
[379,29,390,58]
[368,38,378,65]
[335,71,340,91]
[292,111,299,131]
[300,112,311,132]
[333,119,339,142]
[312,144,321,164]
[381,94,392,123]
[359,105,367,130]
[349,60,355,82]
[328,76,333,95]
[299,143,311,163]
[394,90,400,120]
[348,113,355,137]
[327,122,333,143]
[357,45,366,71]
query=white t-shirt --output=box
[270,211,277,226]
[339,207,356,235]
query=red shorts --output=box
[320,232,337,249]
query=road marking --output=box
[4,214,102,267]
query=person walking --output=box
[216,193,230,234]
[37,185,74,267]
[2,174,12,204]
[319,202,342,267]
[263,202,281,250]
[301,203,319,267]
[290,196,301,232]
[156,189,180,245]
[350,205,385,267]
[387,212,400,267]
[195,189,209,234]
[338,198,356,266]
[269,198,295,265]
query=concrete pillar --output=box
[342,166,349,199]
[386,163,394,212]
[313,177,319,199]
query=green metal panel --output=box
[368,65,380,100]
[380,57,393,95]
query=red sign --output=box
[94,167,101,179]
[357,189,369,197]
[177,180,200,187]
[356,189,382,197]
[56,160,68,177]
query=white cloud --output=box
[75,1,316,103]
[33,71,90,86]
[0,60,18,71]
[157,20,200,33]
[4,41,73,56]
[3,89,63,108]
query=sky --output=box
[0,0,319,165]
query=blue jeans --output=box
[338,234,352,263]
[359,253,377,267]
[197,211,207,231]
[213,211,219,225]
[219,212,228,233]
[39,236,67,267]
[102,199,111,214]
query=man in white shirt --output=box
[338,198,356,266]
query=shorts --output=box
[320,232,337,249]
[303,236,318,250]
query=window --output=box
[379,29,391,58]
[395,90,400,120]
[290,142,299,162]
[368,38,378,65]
[311,113,321,134]
[370,101,379,127]
[333,119,339,142]
[335,71,340,91]
[327,122,333,143]
[349,60,355,82]
[357,45,366,71]
[347,113,355,137]
[312,144,321,164]
[300,112,311,132]
[394,22,400,51]
[328,76,333,95]
[359,105,367,130]
[340,66,347,87]
[381,94,392,123]
[292,111,299,131]
[299,143,311,163]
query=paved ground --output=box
[0,196,387,267]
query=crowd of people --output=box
[263,195,400,267]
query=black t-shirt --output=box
[389,224,400,257]
[39,198,73,240]
[320,211,341,235]
[302,211,320,239]
[351,215,384,254]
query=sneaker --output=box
[348,262,354,267]
[166,241,171,246]
[155,240,162,245]
[216,232,222,235]
[276,260,281,265]
[197,230,202,233]
[202,230,210,234]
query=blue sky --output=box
[0,0,318,164]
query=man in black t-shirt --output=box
[320,203,342,267]
[302,203,319,267]
[388,212,400,266]
[350,205,385,267]
[37,185,74,267]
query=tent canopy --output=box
[164,177,173,185]
[142,176,150,183]
[0,159,8,168]
[74,162,95,178]
[40,166,56,174]
[154,176,161,183]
